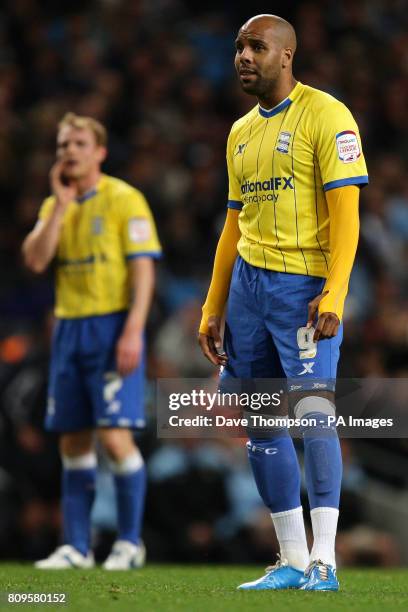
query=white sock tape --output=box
[109,449,144,475]
[62,452,97,470]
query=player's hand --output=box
[307,292,340,342]
[116,328,143,377]
[50,160,77,207]
[198,315,228,367]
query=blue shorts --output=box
[221,256,343,392]
[46,311,145,432]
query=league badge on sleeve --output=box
[335,130,361,163]
[128,217,151,242]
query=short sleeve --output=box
[119,190,162,259]
[314,102,369,192]
[226,129,243,210]
[38,196,56,221]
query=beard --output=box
[239,73,280,98]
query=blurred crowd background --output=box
[1,0,408,565]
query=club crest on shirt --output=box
[91,216,104,235]
[276,131,292,154]
[336,130,361,163]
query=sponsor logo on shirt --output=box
[241,176,294,194]
[336,130,361,163]
[240,175,294,204]
[57,254,107,267]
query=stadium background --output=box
[0,0,408,566]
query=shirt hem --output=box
[55,308,129,320]
[237,249,329,279]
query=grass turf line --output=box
[0,565,408,612]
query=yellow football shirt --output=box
[227,81,368,277]
[38,174,162,318]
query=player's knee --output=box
[98,428,136,461]
[59,430,94,457]
[294,395,336,433]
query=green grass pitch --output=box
[0,565,408,611]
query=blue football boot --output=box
[300,559,339,591]
[237,556,307,590]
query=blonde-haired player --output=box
[23,113,161,569]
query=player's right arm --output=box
[198,209,241,365]
[198,127,242,366]
[22,161,76,273]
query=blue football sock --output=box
[247,431,301,513]
[301,411,342,510]
[113,454,146,545]
[62,463,96,556]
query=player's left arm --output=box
[307,184,360,341]
[116,190,162,376]
[309,98,368,341]
[116,257,156,377]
